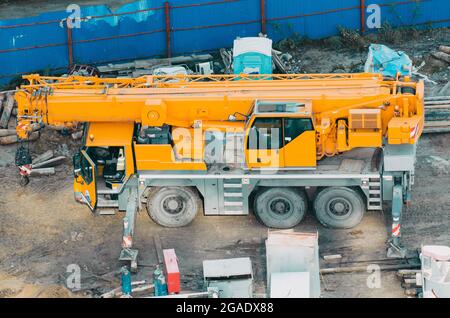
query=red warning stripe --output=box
[392,223,401,236]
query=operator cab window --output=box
[255,102,304,114]
[248,118,282,150]
[248,117,314,149]
[284,118,314,144]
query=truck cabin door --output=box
[73,149,97,211]
[245,117,284,169]
[282,117,316,168]
[245,116,316,169]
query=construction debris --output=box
[323,254,342,261]
[0,131,39,145]
[29,167,55,176]
[423,95,450,133]
[0,129,17,137]
[32,156,66,169]
[219,48,233,74]
[0,93,15,128]
[97,54,213,76]
[429,45,450,66]
[272,49,288,73]
[431,51,450,64]
[439,45,450,54]
[32,150,54,165]
[71,130,83,140]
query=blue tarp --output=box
[364,44,412,77]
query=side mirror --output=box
[73,152,81,178]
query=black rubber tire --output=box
[253,187,308,229]
[314,187,365,229]
[146,187,200,227]
[19,175,29,187]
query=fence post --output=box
[66,19,74,66]
[165,1,172,59]
[360,0,365,34]
[260,0,267,34]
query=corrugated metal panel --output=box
[0,0,449,86]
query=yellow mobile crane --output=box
[15,73,423,269]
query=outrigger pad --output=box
[386,240,419,259]
[119,248,138,273]
[387,244,408,259]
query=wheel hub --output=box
[328,198,351,217]
[269,198,291,215]
[162,196,185,214]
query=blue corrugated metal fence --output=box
[0,0,448,86]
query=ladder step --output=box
[223,183,242,188]
[98,189,120,195]
[369,190,381,194]
[224,201,243,206]
[223,210,244,215]
[97,199,119,208]
[224,192,243,197]
[368,198,381,202]
[98,209,117,215]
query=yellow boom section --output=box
[15,73,424,160]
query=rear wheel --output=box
[253,187,308,229]
[314,187,365,229]
[146,187,200,227]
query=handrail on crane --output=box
[21,73,387,90]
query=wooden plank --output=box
[0,92,5,115]
[0,131,39,145]
[424,121,450,127]
[32,150,53,164]
[29,167,55,176]
[0,129,17,137]
[439,45,450,54]
[431,51,450,64]
[32,156,66,168]
[0,94,15,128]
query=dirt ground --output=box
[0,18,449,298]
[0,127,449,298]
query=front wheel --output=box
[146,187,200,227]
[253,187,308,229]
[314,187,365,229]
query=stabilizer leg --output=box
[119,187,139,272]
[387,184,407,258]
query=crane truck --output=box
[14,73,424,270]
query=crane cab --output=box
[244,100,316,169]
[73,122,135,211]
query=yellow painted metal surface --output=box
[134,144,207,171]
[15,73,424,172]
[86,122,135,176]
